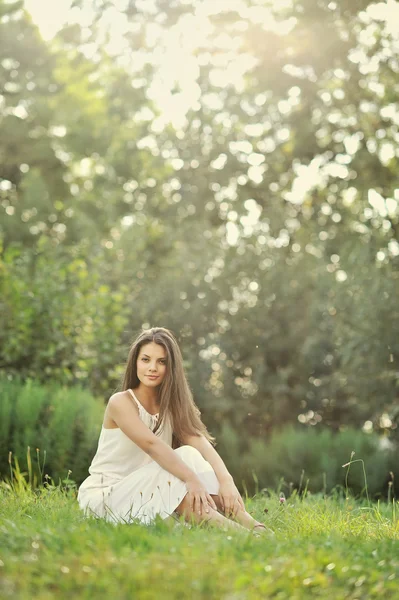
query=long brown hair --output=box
[120,327,215,449]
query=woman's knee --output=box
[174,445,203,469]
[175,445,201,458]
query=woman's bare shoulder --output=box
[108,390,137,407]
[109,390,128,402]
[106,390,139,420]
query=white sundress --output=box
[77,389,220,525]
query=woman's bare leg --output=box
[175,493,248,532]
[210,494,272,534]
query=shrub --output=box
[1,376,397,499]
[0,376,104,486]
[217,424,397,499]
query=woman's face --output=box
[136,342,167,387]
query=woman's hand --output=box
[185,476,218,517]
[218,478,245,518]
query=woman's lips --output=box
[147,375,158,379]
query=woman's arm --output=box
[110,393,198,483]
[183,434,233,483]
[109,393,217,515]
[184,434,245,516]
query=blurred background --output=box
[0,0,398,497]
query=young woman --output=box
[77,327,271,535]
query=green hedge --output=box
[0,377,104,486]
[216,423,397,499]
[1,377,397,499]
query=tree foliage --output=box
[0,0,398,443]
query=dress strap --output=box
[127,388,159,420]
[127,388,141,412]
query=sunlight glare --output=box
[24,0,73,39]
[24,0,300,126]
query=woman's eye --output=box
[141,357,166,364]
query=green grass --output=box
[0,475,398,600]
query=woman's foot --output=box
[209,495,275,536]
[252,522,275,537]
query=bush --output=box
[1,376,397,499]
[217,425,397,499]
[0,243,131,396]
[0,376,104,486]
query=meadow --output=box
[1,466,398,599]
[2,1,399,597]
